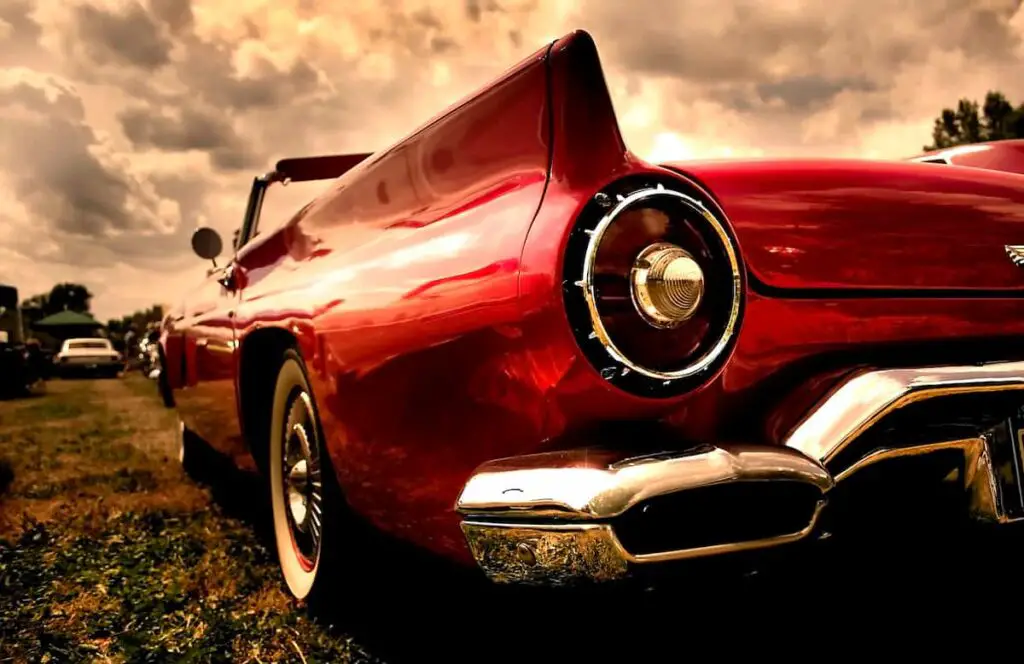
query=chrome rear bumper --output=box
[458,445,832,585]
[456,360,1024,585]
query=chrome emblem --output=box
[1006,245,1024,267]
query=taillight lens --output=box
[562,179,744,397]
[630,242,705,328]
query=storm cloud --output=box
[0,69,178,244]
[0,0,1022,319]
[73,1,173,70]
[118,104,261,170]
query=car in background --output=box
[53,338,123,378]
[0,284,44,397]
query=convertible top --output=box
[273,152,375,183]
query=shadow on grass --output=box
[52,373,124,382]
[184,435,1024,661]
[0,387,45,402]
[180,439,276,545]
[0,458,13,496]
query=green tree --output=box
[21,292,48,312]
[22,283,94,316]
[47,283,93,314]
[106,304,166,350]
[924,90,1024,151]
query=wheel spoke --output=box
[310,514,322,544]
[286,392,305,429]
[279,387,326,566]
[293,424,311,458]
[288,459,308,485]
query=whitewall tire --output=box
[268,349,339,602]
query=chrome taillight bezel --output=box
[562,177,744,397]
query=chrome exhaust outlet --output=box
[456,445,832,585]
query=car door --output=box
[172,261,247,464]
[172,168,304,470]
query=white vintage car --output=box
[53,338,123,378]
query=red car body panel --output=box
[912,139,1024,174]
[162,30,1024,567]
[666,158,1024,293]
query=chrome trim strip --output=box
[574,185,743,382]
[908,143,991,165]
[456,444,833,520]
[908,156,951,164]
[783,361,1024,467]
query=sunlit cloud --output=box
[0,0,1021,319]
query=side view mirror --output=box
[191,227,223,265]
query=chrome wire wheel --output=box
[281,389,324,572]
[269,351,334,601]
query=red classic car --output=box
[910,139,1024,172]
[160,29,1024,602]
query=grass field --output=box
[2,375,1015,661]
[0,377,380,663]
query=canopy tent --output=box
[33,310,103,329]
[31,310,104,346]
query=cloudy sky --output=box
[1,0,1022,321]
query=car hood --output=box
[665,158,1024,294]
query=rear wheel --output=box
[267,349,345,605]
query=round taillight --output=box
[562,180,744,397]
[630,242,705,328]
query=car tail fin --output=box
[545,30,632,188]
[268,31,631,192]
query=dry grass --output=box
[0,377,381,663]
[0,374,1002,661]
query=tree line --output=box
[924,90,1024,151]
[21,282,164,351]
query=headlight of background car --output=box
[562,178,744,398]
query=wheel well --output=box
[237,327,298,474]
